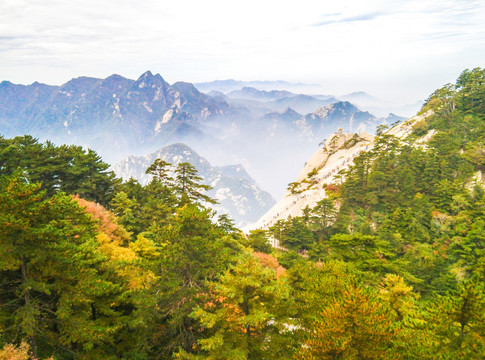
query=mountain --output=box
[0,71,240,163]
[171,81,230,120]
[340,91,377,103]
[269,94,339,114]
[227,87,294,102]
[383,112,406,125]
[194,79,320,93]
[261,108,302,122]
[112,143,275,227]
[0,71,390,199]
[254,101,382,145]
[225,87,339,114]
[336,91,422,118]
[247,110,433,231]
[300,101,379,134]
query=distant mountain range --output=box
[248,110,433,231]
[194,79,321,94]
[224,87,339,114]
[112,143,275,227]
[0,71,406,200]
[0,71,242,162]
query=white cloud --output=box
[0,0,484,104]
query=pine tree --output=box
[186,253,293,359]
[0,173,96,357]
[297,284,399,360]
[310,198,337,241]
[174,162,217,205]
[145,204,241,356]
[145,158,174,185]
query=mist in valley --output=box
[0,72,401,204]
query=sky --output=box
[1,0,484,105]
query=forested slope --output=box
[0,68,484,359]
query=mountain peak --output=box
[135,71,167,87]
[136,70,161,82]
[162,142,196,153]
[141,70,153,78]
[312,101,353,115]
[340,91,378,104]
[105,74,128,82]
[112,143,275,227]
[172,81,198,93]
[282,107,300,115]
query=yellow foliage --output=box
[96,233,137,262]
[72,196,157,290]
[0,341,53,360]
[129,234,160,259]
[379,274,418,320]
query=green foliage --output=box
[269,217,315,252]
[145,158,173,184]
[307,167,319,178]
[247,229,272,254]
[185,253,293,359]
[1,68,485,358]
[308,198,337,241]
[141,204,243,357]
[175,162,217,205]
[0,136,120,206]
[0,173,131,359]
[297,284,400,360]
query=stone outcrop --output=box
[247,111,434,232]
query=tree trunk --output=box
[21,261,38,358]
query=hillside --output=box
[0,69,483,360]
[249,108,442,231]
[0,71,396,199]
[112,143,275,227]
[248,129,375,230]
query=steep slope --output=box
[248,110,433,231]
[0,72,390,200]
[300,101,379,135]
[112,143,275,227]
[0,71,237,163]
[203,100,386,199]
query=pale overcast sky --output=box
[1,0,484,104]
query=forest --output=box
[0,68,484,359]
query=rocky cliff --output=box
[247,110,433,231]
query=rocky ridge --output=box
[247,110,433,231]
[0,71,403,199]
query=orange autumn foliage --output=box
[253,252,286,278]
[73,195,130,246]
[73,196,156,290]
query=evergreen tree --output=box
[0,136,120,206]
[297,284,399,360]
[144,204,242,357]
[185,253,293,359]
[174,162,217,205]
[145,158,173,185]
